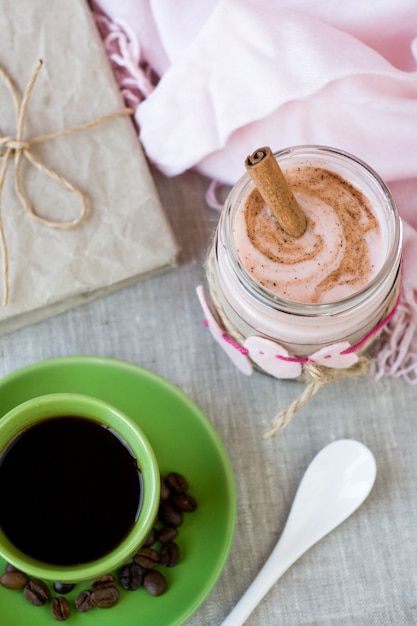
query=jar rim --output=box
[221,144,402,317]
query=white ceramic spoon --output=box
[222,439,376,626]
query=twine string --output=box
[0,59,133,305]
[264,381,324,437]
[264,354,371,437]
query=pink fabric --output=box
[92,0,417,382]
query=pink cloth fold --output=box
[93,0,417,381]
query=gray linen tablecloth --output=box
[0,167,415,625]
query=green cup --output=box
[0,393,160,582]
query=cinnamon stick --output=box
[245,146,307,238]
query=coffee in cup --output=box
[0,393,160,582]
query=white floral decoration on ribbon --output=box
[243,337,358,379]
[309,342,359,369]
[196,286,253,375]
[243,336,302,379]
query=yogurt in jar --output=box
[235,165,385,304]
[212,146,402,357]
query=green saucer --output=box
[0,357,236,625]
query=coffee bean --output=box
[143,570,167,596]
[5,563,21,573]
[4,469,197,617]
[24,578,51,606]
[75,590,93,613]
[166,472,188,493]
[171,492,198,512]
[91,585,120,609]
[160,541,180,567]
[53,582,75,594]
[51,596,71,621]
[120,562,143,591]
[143,527,158,547]
[91,573,117,589]
[159,501,183,527]
[134,547,160,569]
[1,570,28,590]
[158,525,178,543]
[160,476,171,500]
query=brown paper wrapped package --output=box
[0,0,179,335]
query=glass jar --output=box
[208,145,402,371]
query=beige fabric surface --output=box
[0,166,415,625]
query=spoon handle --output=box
[221,539,298,626]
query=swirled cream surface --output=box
[234,166,384,304]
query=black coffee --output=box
[0,416,142,566]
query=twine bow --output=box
[0,59,133,306]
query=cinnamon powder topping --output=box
[236,166,382,303]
